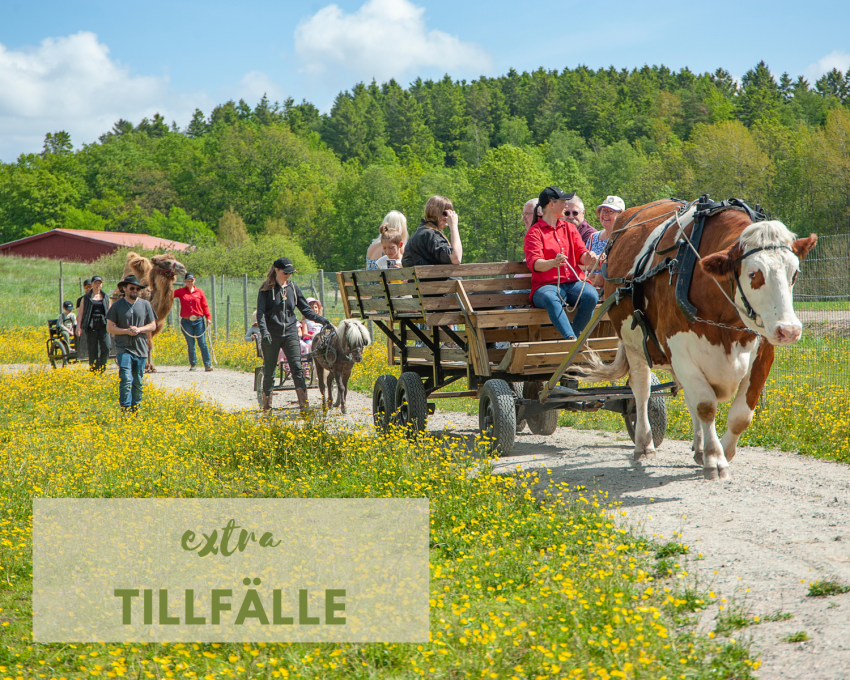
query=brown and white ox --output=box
[582,200,817,480]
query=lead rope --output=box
[179,317,218,364]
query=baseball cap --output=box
[596,195,626,216]
[63,301,73,310]
[91,275,103,283]
[273,257,297,274]
[184,272,195,280]
[538,186,576,209]
[82,278,92,287]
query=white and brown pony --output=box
[311,318,371,414]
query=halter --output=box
[732,244,796,323]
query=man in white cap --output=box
[587,195,626,292]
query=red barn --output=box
[0,229,191,262]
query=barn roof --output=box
[0,229,191,252]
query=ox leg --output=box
[682,391,705,465]
[721,340,773,463]
[673,362,729,481]
[625,348,656,464]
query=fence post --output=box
[59,261,64,313]
[318,269,325,313]
[78,277,83,298]
[221,274,224,299]
[243,274,249,333]
[210,274,217,338]
[226,296,231,341]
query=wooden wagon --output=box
[338,262,674,455]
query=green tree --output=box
[218,207,250,248]
[42,131,73,156]
[470,146,547,262]
[737,61,781,126]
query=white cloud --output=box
[294,0,491,83]
[0,31,207,162]
[236,71,287,104]
[806,50,850,81]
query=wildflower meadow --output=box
[0,366,759,678]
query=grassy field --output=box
[0,367,758,678]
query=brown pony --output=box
[311,319,371,414]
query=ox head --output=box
[151,253,187,280]
[700,221,817,346]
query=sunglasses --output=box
[126,286,140,292]
[565,210,581,217]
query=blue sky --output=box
[1,0,848,162]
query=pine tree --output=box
[185,109,209,138]
[737,61,781,126]
[42,131,73,156]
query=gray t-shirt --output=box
[106,298,157,357]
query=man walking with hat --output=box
[173,273,213,372]
[106,274,158,413]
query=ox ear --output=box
[699,247,737,280]
[792,234,817,262]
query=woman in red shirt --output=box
[524,187,600,340]
[173,273,213,371]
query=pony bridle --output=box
[731,244,797,326]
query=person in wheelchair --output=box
[58,301,77,347]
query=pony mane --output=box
[340,318,372,350]
[739,220,795,251]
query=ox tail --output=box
[568,343,629,383]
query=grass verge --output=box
[0,367,758,678]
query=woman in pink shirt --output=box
[523,187,600,340]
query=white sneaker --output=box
[189,366,197,371]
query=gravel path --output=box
[9,363,850,678]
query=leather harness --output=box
[602,195,771,367]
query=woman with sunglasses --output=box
[402,195,463,267]
[76,275,111,373]
[524,187,600,341]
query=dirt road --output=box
[129,366,850,678]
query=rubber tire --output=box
[479,379,517,456]
[623,373,667,448]
[48,340,68,369]
[523,381,559,436]
[512,382,527,433]
[373,374,398,432]
[396,372,428,433]
[254,367,265,408]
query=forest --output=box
[1,60,849,272]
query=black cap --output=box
[82,278,92,286]
[538,186,576,209]
[273,257,297,274]
[91,275,103,283]
[63,301,73,309]
[184,272,195,280]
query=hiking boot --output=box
[189,365,197,372]
[205,365,213,372]
[261,392,272,411]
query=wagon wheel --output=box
[254,366,265,407]
[523,381,559,436]
[512,382,527,433]
[623,373,667,448]
[395,372,427,434]
[48,339,68,369]
[479,379,516,456]
[373,374,398,432]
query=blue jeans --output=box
[116,350,147,410]
[532,281,599,340]
[181,318,211,367]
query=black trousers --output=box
[87,326,109,372]
[262,333,306,394]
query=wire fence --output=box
[773,233,850,387]
[6,238,850,391]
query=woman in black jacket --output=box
[256,257,330,411]
[402,195,463,267]
[76,275,111,373]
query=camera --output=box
[386,259,397,268]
